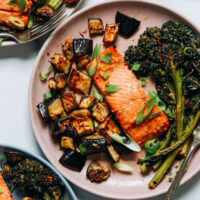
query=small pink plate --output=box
[29,1,200,199]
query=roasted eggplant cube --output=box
[76,55,90,69]
[73,39,93,57]
[87,160,110,183]
[59,149,86,171]
[101,118,121,135]
[106,144,120,163]
[79,95,96,109]
[68,69,92,94]
[103,24,118,44]
[71,109,90,119]
[92,102,109,122]
[37,101,49,119]
[62,38,74,61]
[50,53,71,75]
[115,11,140,37]
[61,136,75,150]
[82,133,107,151]
[72,116,94,136]
[48,98,64,120]
[88,18,104,35]
[48,73,67,90]
[53,117,71,137]
[61,91,77,112]
[36,5,54,22]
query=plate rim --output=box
[28,0,200,199]
[0,143,78,200]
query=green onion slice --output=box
[88,44,101,77]
[100,52,112,63]
[43,92,52,100]
[39,66,52,81]
[48,0,63,10]
[104,84,121,94]
[139,77,147,87]
[0,156,4,162]
[0,38,3,46]
[113,162,133,173]
[149,112,162,120]
[18,0,26,12]
[79,144,87,153]
[10,0,17,8]
[131,63,141,71]
[184,46,193,56]
[93,90,103,102]
[0,187,4,194]
[107,131,141,152]
[8,16,25,28]
[102,71,110,79]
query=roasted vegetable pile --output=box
[125,20,200,188]
[1,149,68,200]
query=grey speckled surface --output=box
[0,0,199,200]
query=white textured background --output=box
[0,0,199,200]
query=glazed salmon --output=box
[89,46,170,146]
[0,174,14,200]
[0,0,33,13]
[0,10,28,30]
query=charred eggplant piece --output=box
[66,0,79,6]
[4,149,24,166]
[115,11,140,37]
[103,24,118,44]
[73,39,93,58]
[87,160,110,183]
[68,68,92,94]
[50,53,71,75]
[82,133,107,152]
[36,5,54,22]
[106,144,120,163]
[59,149,86,171]
[37,101,49,119]
[48,98,65,120]
[72,116,94,136]
[62,38,74,61]
[61,90,77,112]
[88,18,104,35]
[61,136,75,150]
[79,95,96,109]
[48,73,67,90]
[112,141,132,156]
[101,118,121,135]
[71,109,90,119]
[92,102,109,122]
[76,55,90,69]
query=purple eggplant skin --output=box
[59,149,87,172]
[37,101,49,119]
[73,39,93,57]
[115,11,140,38]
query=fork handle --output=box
[164,144,198,200]
[0,32,19,43]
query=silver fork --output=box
[164,123,200,200]
[0,4,66,44]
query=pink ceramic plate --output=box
[29,1,200,199]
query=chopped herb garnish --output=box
[136,96,156,125]
[100,52,112,63]
[88,44,101,77]
[39,66,52,81]
[93,90,103,102]
[79,144,87,153]
[131,63,141,71]
[0,38,3,46]
[105,84,121,94]
[18,0,26,12]
[139,77,147,87]
[43,92,52,100]
[149,112,162,120]
[102,71,110,79]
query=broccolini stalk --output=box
[180,137,191,157]
[159,109,200,155]
[171,65,184,140]
[152,160,162,170]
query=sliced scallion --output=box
[93,90,103,102]
[100,52,112,64]
[184,46,193,56]
[43,92,52,100]
[149,112,162,120]
[139,77,147,87]
[0,187,4,194]
[131,63,141,71]
[47,0,63,10]
[0,156,4,162]
[107,131,141,152]
[8,17,25,28]
[104,84,121,94]
[39,66,52,81]
[113,162,133,173]
[18,0,26,12]
[102,71,110,79]
[0,38,3,46]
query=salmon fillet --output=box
[0,10,28,30]
[89,46,170,147]
[0,0,33,13]
[0,174,14,200]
